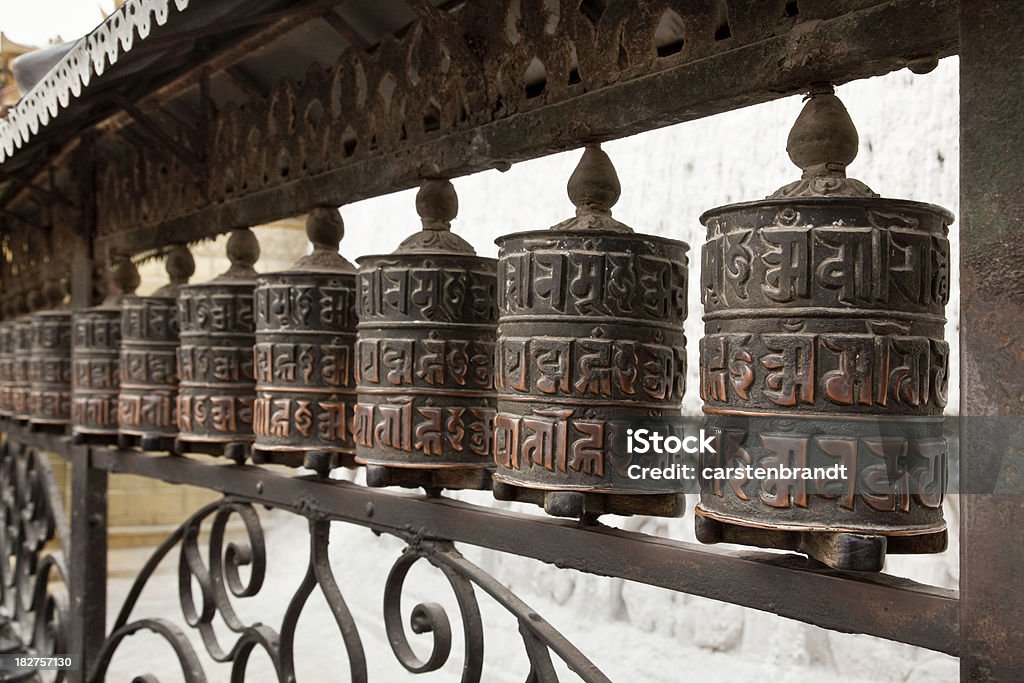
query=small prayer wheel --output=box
[28,273,72,429]
[118,245,195,451]
[72,258,140,442]
[0,290,21,418]
[695,87,951,570]
[175,229,259,460]
[9,287,34,421]
[492,146,690,518]
[253,209,359,472]
[355,180,498,490]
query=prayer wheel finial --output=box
[166,244,196,286]
[771,86,879,199]
[292,208,355,271]
[416,178,458,231]
[219,228,260,280]
[105,256,140,305]
[567,144,621,217]
[396,179,475,253]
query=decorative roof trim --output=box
[0,0,190,163]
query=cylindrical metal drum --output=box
[10,315,34,421]
[355,180,498,490]
[72,259,140,441]
[29,308,72,427]
[253,209,359,471]
[492,146,690,519]
[118,245,195,450]
[0,315,13,418]
[694,87,951,570]
[176,229,260,460]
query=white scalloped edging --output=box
[0,0,190,163]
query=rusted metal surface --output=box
[354,180,497,485]
[175,229,259,458]
[253,209,359,469]
[695,88,951,570]
[959,2,1024,680]
[71,259,139,439]
[117,245,194,449]
[493,146,688,518]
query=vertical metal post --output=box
[960,3,1024,680]
[69,444,107,682]
[67,135,107,683]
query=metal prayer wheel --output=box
[694,87,951,571]
[10,289,36,421]
[0,292,21,418]
[492,146,690,519]
[28,275,72,428]
[117,245,195,451]
[175,229,259,460]
[72,258,140,442]
[0,317,10,418]
[253,209,359,472]
[355,180,498,490]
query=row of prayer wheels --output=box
[0,89,951,570]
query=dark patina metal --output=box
[28,275,72,427]
[253,209,359,471]
[355,180,497,489]
[695,88,951,570]
[72,258,140,440]
[175,229,259,460]
[492,146,690,518]
[118,245,195,450]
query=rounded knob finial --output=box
[416,179,458,231]
[110,256,140,297]
[567,145,621,217]
[166,244,196,285]
[227,228,260,268]
[786,84,859,178]
[307,207,345,251]
[42,275,65,308]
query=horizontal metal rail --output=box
[100,0,959,253]
[73,445,958,656]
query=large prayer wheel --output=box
[175,229,259,460]
[118,245,195,451]
[355,180,498,490]
[253,209,359,472]
[72,258,140,442]
[492,146,690,518]
[694,87,951,571]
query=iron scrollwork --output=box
[92,497,610,682]
[0,440,71,681]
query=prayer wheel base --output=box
[694,513,948,572]
[492,480,686,520]
[28,421,68,435]
[118,432,176,453]
[251,448,359,475]
[363,464,493,492]
[174,438,251,464]
[71,431,119,447]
